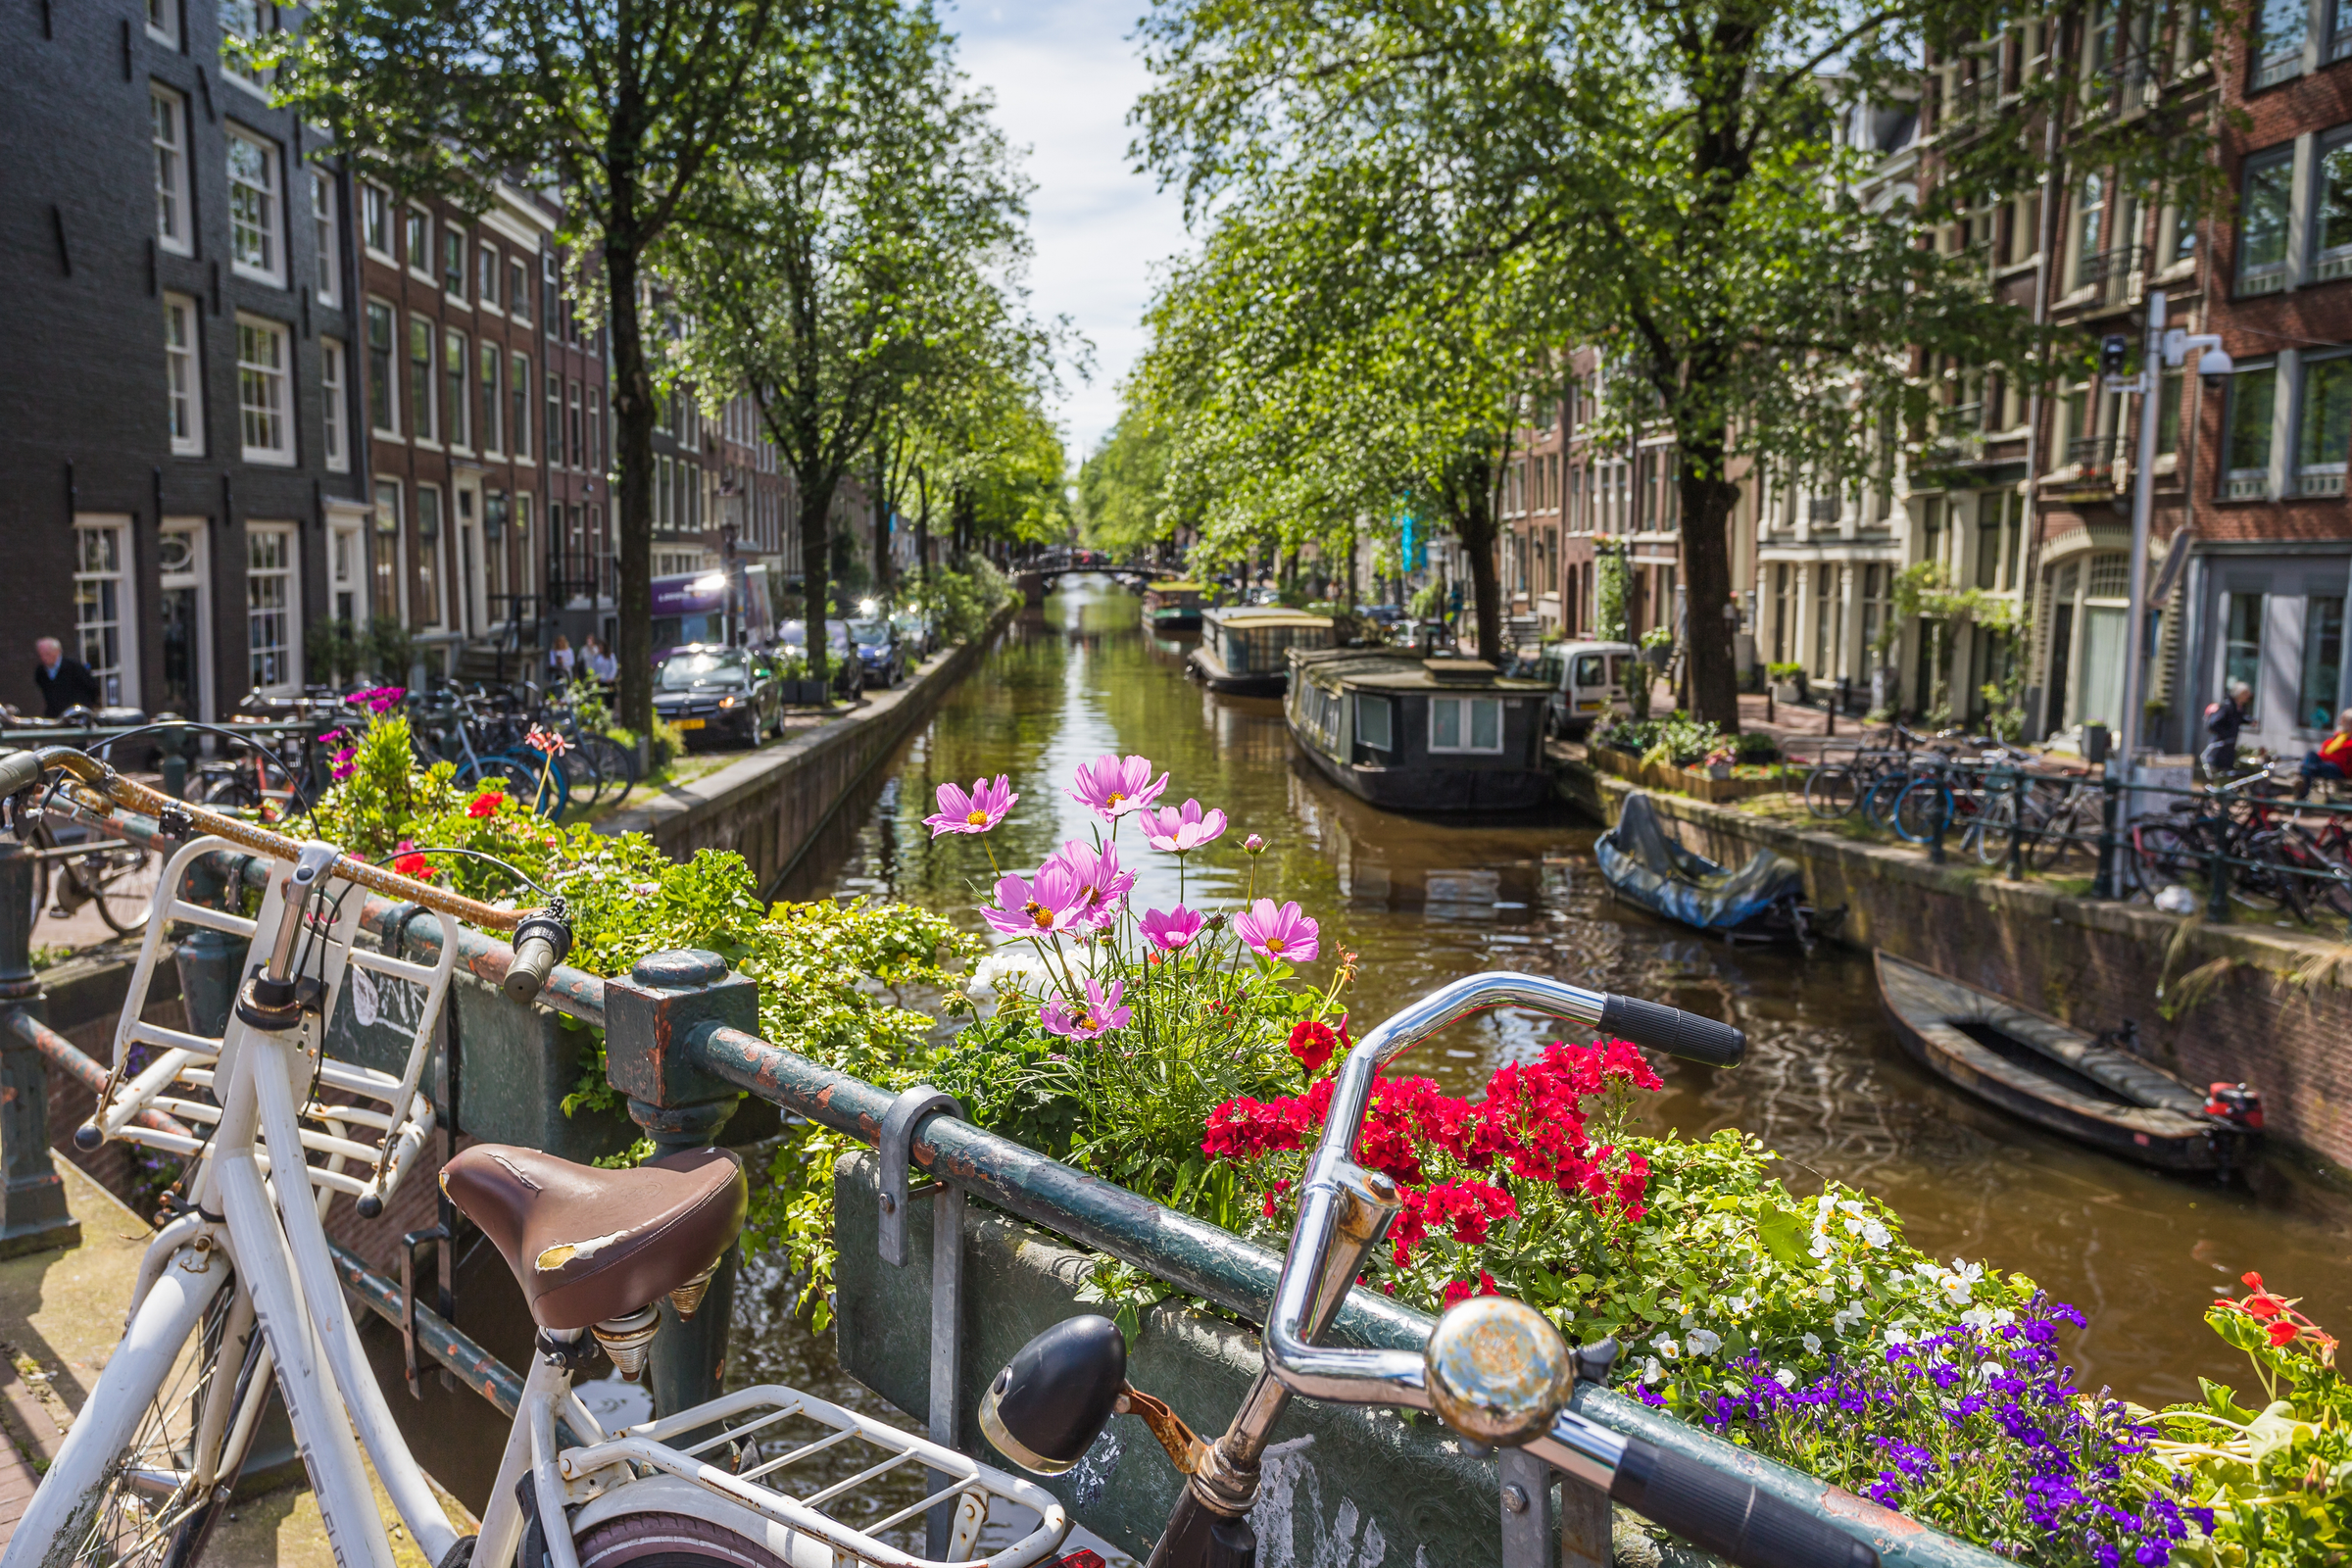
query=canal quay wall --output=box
[1552,752,2352,1176]
[600,603,1016,893]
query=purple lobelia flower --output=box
[923,774,1018,838]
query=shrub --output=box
[1767,661,1807,683]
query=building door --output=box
[158,522,209,720]
[2045,605,2075,735]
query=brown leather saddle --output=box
[440,1144,748,1331]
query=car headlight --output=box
[719,695,738,709]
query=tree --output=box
[278,0,789,746]
[1134,0,2238,729]
[663,0,1036,686]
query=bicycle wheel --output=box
[2130,822,2206,894]
[72,1279,247,1568]
[69,843,162,939]
[468,752,570,818]
[570,1512,791,1568]
[578,735,637,810]
[2026,793,2093,872]
[1861,773,1909,831]
[1969,790,2018,865]
[1802,765,1857,818]
[1893,778,1954,844]
[557,744,604,808]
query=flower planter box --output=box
[1581,741,1786,806]
[1770,681,1804,705]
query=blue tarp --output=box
[1595,791,1807,933]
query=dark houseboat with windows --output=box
[1189,608,1335,696]
[1283,648,1551,810]
[1140,579,1207,630]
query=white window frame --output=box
[246,523,300,696]
[219,0,272,92]
[74,517,138,708]
[441,223,467,303]
[234,314,294,465]
[371,479,408,626]
[320,335,350,473]
[366,298,399,439]
[2239,146,2295,296]
[1428,695,1506,755]
[165,292,204,457]
[409,314,437,447]
[405,206,433,282]
[443,327,469,453]
[1355,693,1395,752]
[477,241,499,307]
[225,124,284,286]
[361,183,394,262]
[509,257,529,322]
[2225,360,2280,499]
[152,86,191,256]
[330,517,364,626]
[478,339,503,457]
[147,0,179,46]
[158,520,213,721]
[311,170,339,304]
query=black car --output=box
[652,646,781,748]
[848,618,906,688]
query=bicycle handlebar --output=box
[1605,1437,1878,1568]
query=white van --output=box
[1538,640,1638,737]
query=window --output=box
[2226,364,2278,497]
[2239,149,2293,294]
[165,294,203,456]
[441,226,465,298]
[2222,592,2265,720]
[2315,132,2352,282]
[371,480,403,623]
[1429,696,1504,754]
[542,252,559,335]
[547,371,563,466]
[477,243,498,305]
[1356,694,1394,752]
[409,317,434,441]
[509,258,528,318]
[148,0,178,45]
[74,523,129,706]
[2073,173,2108,288]
[443,328,467,449]
[331,521,359,624]
[589,390,603,470]
[234,315,291,463]
[2254,0,2307,87]
[311,171,337,302]
[152,88,190,254]
[362,183,391,258]
[226,126,281,282]
[2303,597,2345,727]
[416,486,444,626]
[478,342,501,454]
[1812,563,1837,673]
[2300,357,2352,493]
[405,207,429,273]
[367,300,396,435]
[247,525,295,692]
[569,380,583,467]
[321,336,348,472]
[2085,552,2131,598]
[219,0,271,86]
[2157,371,2184,456]
[511,353,530,457]
[2168,191,2198,266]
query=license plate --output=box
[1578,700,1604,711]
[676,718,706,730]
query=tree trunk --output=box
[872,442,892,600]
[606,241,656,747]
[1677,461,1743,732]
[1444,457,1504,662]
[913,466,930,583]
[797,481,835,687]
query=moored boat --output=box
[1873,950,2262,1172]
[1140,579,1206,630]
[1595,791,1826,942]
[1283,647,1550,811]
[1189,607,1335,695]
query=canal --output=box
[764,575,2352,1427]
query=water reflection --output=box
[780,578,2352,1409]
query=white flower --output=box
[1654,1338,1681,1360]
[1884,1326,1911,1348]
[1938,1261,1984,1302]
[1687,1329,1723,1357]
[1959,1306,1999,1332]
[1773,1368,1797,1389]
[1816,1283,1838,1303]
[1681,1312,1697,1331]
[1860,1221,1891,1249]
[1843,1216,1865,1237]
[1801,1332,1823,1355]
[1640,1357,1663,1385]
[1991,1307,2017,1327]
[1838,1200,1864,1216]
[1981,1360,2006,1382]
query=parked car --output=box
[891,607,937,659]
[849,618,907,688]
[777,619,865,700]
[1536,639,1639,738]
[652,645,781,749]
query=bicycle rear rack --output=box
[83,835,454,1212]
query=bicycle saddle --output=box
[441,1145,747,1331]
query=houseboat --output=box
[1140,580,1206,630]
[1189,608,1335,696]
[1284,648,1552,811]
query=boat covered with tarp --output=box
[1595,792,1823,941]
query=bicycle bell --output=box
[1423,1295,1574,1447]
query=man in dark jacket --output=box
[2201,678,2253,780]
[32,637,101,716]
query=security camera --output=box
[2199,346,2233,390]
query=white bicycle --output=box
[0,747,1071,1568]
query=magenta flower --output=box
[1139,799,1228,854]
[981,861,1088,938]
[1244,834,1267,855]
[1066,754,1168,820]
[1140,906,1204,952]
[1046,839,1136,927]
[924,774,1018,838]
[1042,978,1131,1040]
[329,747,357,782]
[1233,899,1319,964]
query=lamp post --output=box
[2109,291,2232,777]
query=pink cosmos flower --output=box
[1139,799,1228,854]
[1140,906,1204,952]
[981,861,1089,938]
[1234,899,1319,963]
[923,774,1018,838]
[1046,839,1135,928]
[1244,834,1267,855]
[1066,754,1168,820]
[1042,978,1131,1040]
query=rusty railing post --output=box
[0,840,78,1257]
[605,949,757,1420]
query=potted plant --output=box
[1767,662,1807,705]
[1702,746,1736,781]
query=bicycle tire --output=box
[2025,794,2091,872]
[468,752,570,818]
[579,735,637,810]
[2279,824,2352,919]
[71,1280,243,1568]
[1970,791,2018,865]
[1861,773,1909,831]
[570,1512,793,1568]
[74,843,161,939]
[557,745,603,808]
[1893,779,1953,844]
[1802,766,1857,819]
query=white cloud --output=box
[950,0,1194,461]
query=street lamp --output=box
[2107,290,2231,778]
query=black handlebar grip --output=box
[1596,994,1746,1067]
[503,933,561,1004]
[1612,1439,1878,1568]
[0,750,45,799]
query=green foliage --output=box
[308,620,368,687]
[1767,662,1806,683]
[918,561,1014,646]
[365,617,416,683]
[1078,416,1180,555]
[1598,710,1722,767]
[1595,548,1630,645]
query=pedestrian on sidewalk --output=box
[2296,707,2352,797]
[31,637,100,716]
[2201,678,2253,780]
[550,633,575,684]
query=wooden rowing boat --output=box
[1872,952,2257,1173]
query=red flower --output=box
[1441,1272,1500,1309]
[1288,1020,1339,1074]
[391,851,434,881]
[467,790,505,818]
[2267,1320,2301,1347]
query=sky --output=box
[948,1,1194,463]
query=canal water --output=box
[766,576,2352,1429]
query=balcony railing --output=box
[2224,473,2270,500]
[1806,496,1842,522]
[2297,468,2346,497]
[2068,435,2119,473]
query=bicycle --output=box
[410,687,570,818]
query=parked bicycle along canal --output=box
[775,575,2352,1409]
